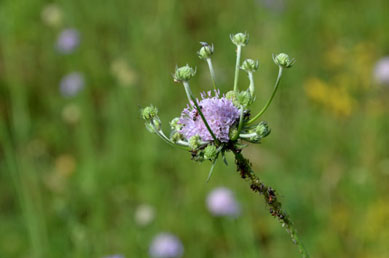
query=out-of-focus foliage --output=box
[0,0,388,257]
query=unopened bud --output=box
[241,59,259,73]
[237,91,252,107]
[189,135,201,150]
[173,65,196,82]
[273,53,295,68]
[204,145,218,160]
[142,105,158,120]
[170,117,182,131]
[198,42,214,60]
[171,132,183,143]
[230,32,249,47]
[256,121,271,138]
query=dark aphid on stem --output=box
[267,187,276,204]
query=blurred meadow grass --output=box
[0,0,389,257]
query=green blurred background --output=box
[1,0,389,257]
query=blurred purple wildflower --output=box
[206,187,240,217]
[103,255,124,258]
[178,90,240,142]
[374,56,389,85]
[59,72,84,97]
[56,28,80,54]
[149,233,184,258]
[258,0,285,12]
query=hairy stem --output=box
[233,46,242,92]
[232,149,310,258]
[247,66,283,125]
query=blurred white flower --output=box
[374,56,389,85]
[149,233,184,258]
[134,204,155,226]
[206,187,240,217]
[41,3,63,28]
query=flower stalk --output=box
[248,66,283,125]
[233,45,242,92]
[206,58,217,90]
[233,149,310,258]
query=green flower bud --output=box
[189,135,201,150]
[230,32,249,47]
[229,127,239,140]
[237,91,252,107]
[173,64,196,82]
[241,59,259,73]
[226,91,237,102]
[198,42,214,60]
[170,117,182,131]
[204,145,218,160]
[256,121,271,138]
[273,53,295,68]
[171,132,183,143]
[142,105,158,120]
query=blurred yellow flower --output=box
[304,77,355,117]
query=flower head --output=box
[149,233,184,258]
[56,28,80,54]
[206,187,240,217]
[178,91,240,143]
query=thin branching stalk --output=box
[206,58,217,90]
[232,107,245,141]
[248,72,255,96]
[232,149,310,258]
[248,66,283,125]
[233,45,242,92]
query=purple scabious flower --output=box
[59,72,84,97]
[149,233,184,258]
[374,56,389,85]
[206,187,240,217]
[103,255,124,258]
[56,28,80,54]
[178,90,240,142]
